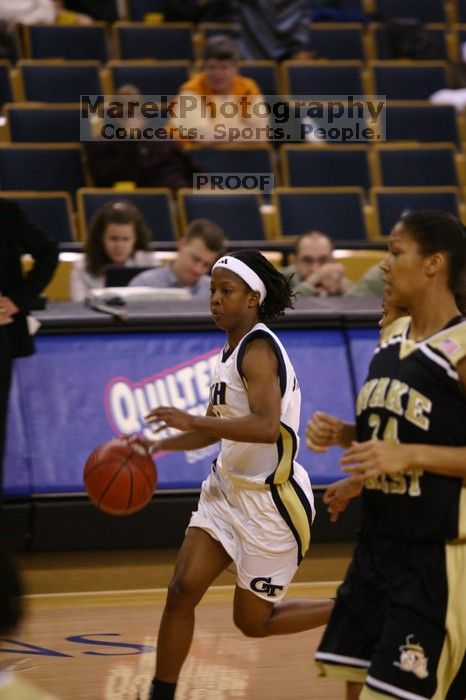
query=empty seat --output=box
[383,101,460,146]
[178,190,267,241]
[189,145,275,178]
[373,144,460,187]
[107,60,190,97]
[308,23,365,60]
[0,61,13,107]
[0,144,89,196]
[4,103,82,142]
[17,60,103,103]
[273,187,368,241]
[239,61,279,95]
[280,144,371,189]
[373,0,447,23]
[371,186,461,237]
[281,60,364,97]
[0,191,76,242]
[77,187,178,241]
[369,61,449,100]
[113,22,195,61]
[24,23,109,62]
[370,23,448,60]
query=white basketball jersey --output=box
[209,323,302,486]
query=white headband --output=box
[212,256,267,303]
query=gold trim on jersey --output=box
[457,486,466,540]
[379,316,410,345]
[274,479,311,559]
[427,322,466,367]
[271,422,296,485]
[316,661,367,684]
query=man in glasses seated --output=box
[281,230,353,297]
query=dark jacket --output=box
[0,200,58,358]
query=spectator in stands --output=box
[129,219,226,298]
[0,199,58,523]
[0,0,93,24]
[168,35,268,146]
[281,231,353,297]
[70,201,158,302]
[85,84,198,192]
[232,0,313,61]
[0,550,60,698]
[349,261,384,297]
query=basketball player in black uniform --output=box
[307,210,466,700]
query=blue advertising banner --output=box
[5,327,361,496]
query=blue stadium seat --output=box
[108,60,190,97]
[281,61,364,97]
[4,104,82,142]
[383,102,460,146]
[373,0,447,23]
[18,60,103,103]
[239,61,279,95]
[178,190,267,240]
[273,187,368,241]
[0,191,76,242]
[308,23,365,60]
[0,61,13,107]
[369,61,449,100]
[113,22,195,61]
[280,144,371,189]
[373,144,459,187]
[370,23,448,60]
[24,24,109,62]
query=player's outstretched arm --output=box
[306,411,356,452]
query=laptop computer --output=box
[104,265,154,288]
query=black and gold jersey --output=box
[356,315,466,541]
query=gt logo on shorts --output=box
[251,577,284,597]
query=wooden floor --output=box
[3,542,354,699]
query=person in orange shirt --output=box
[168,35,269,146]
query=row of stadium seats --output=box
[0,141,464,195]
[4,185,464,245]
[0,58,459,106]
[7,21,466,64]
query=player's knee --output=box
[165,573,199,608]
[233,611,269,638]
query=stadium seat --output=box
[189,144,276,179]
[23,23,109,62]
[369,61,449,100]
[0,61,13,107]
[279,144,371,190]
[369,23,448,60]
[125,0,170,21]
[383,101,460,146]
[0,191,76,242]
[280,60,364,97]
[239,61,279,95]
[273,187,368,241]
[113,22,195,61]
[373,0,447,23]
[370,186,461,237]
[178,190,267,241]
[372,143,461,187]
[0,144,89,196]
[4,103,82,142]
[17,60,103,103]
[77,187,178,242]
[107,60,191,97]
[308,23,365,60]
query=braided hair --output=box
[230,249,295,321]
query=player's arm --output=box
[129,404,219,453]
[145,338,281,444]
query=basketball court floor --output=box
[6,543,353,699]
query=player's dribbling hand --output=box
[122,434,160,455]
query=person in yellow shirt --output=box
[168,35,269,146]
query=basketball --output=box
[83,439,157,516]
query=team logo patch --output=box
[250,576,284,598]
[393,634,429,679]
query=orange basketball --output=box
[83,439,157,516]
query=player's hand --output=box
[145,406,194,433]
[122,433,160,455]
[341,440,415,481]
[306,411,347,452]
[322,477,362,522]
